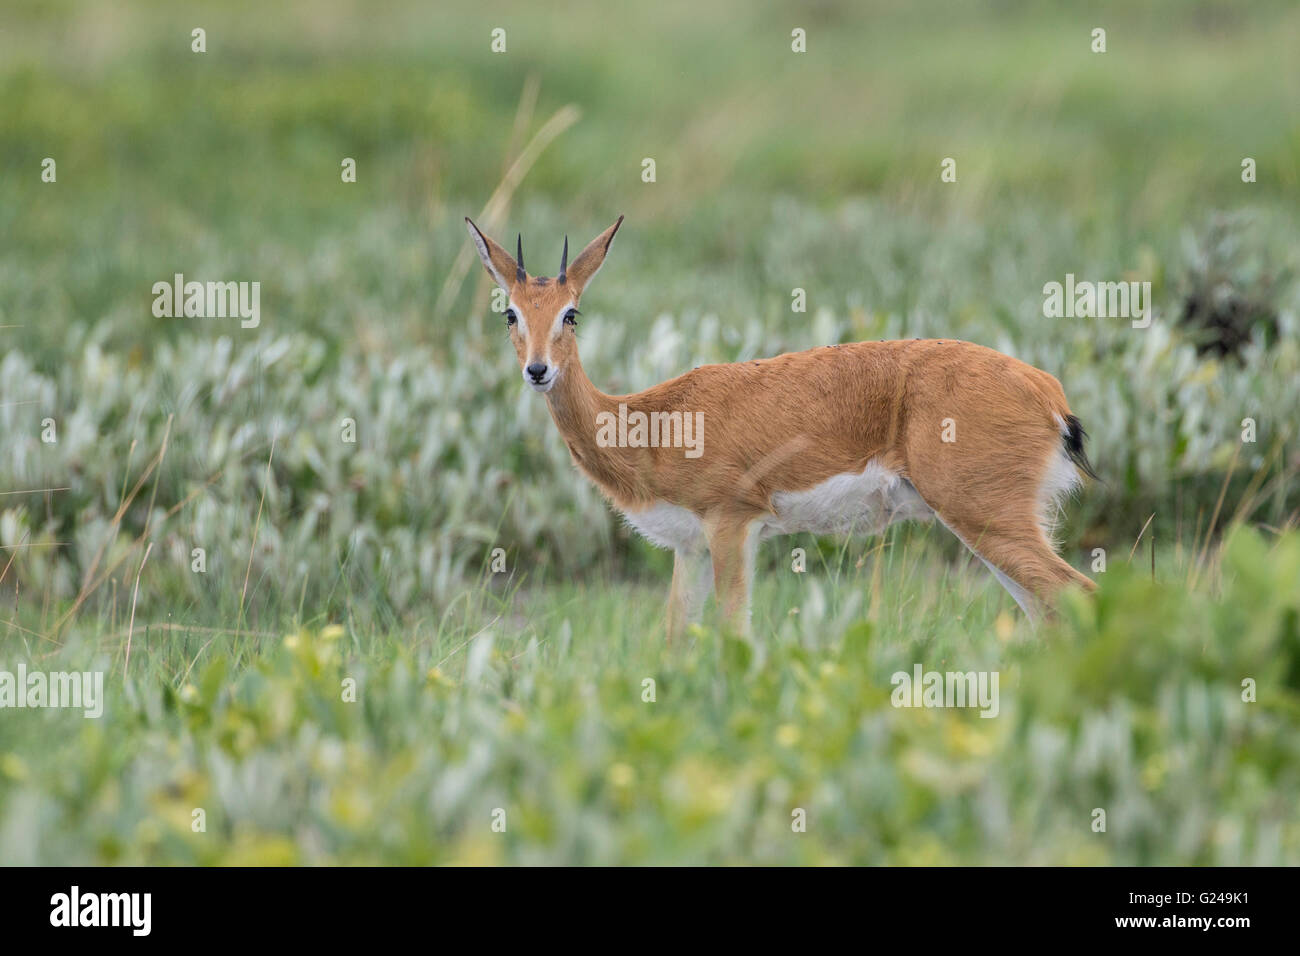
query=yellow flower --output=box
[0,753,28,781]
[1141,753,1168,790]
[947,720,994,757]
[426,666,456,688]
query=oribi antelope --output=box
[467,216,1097,639]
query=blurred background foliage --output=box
[0,0,1297,864]
[1,0,1298,621]
[1,0,1298,624]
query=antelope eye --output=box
[505,308,517,326]
[563,308,579,326]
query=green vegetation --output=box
[2,531,1297,864]
[0,0,1297,864]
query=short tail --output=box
[1062,414,1099,480]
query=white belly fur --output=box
[765,461,932,537]
[621,461,932,549]
[622,501,706,551]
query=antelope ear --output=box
[563,215,623,295]
[465,218,521,289]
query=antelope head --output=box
[465,216,623,393]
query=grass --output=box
[1,0,1298,864]
[3,526,1298,864]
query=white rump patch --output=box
[1040,415,1084,536]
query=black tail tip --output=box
[1063,414,1099,480]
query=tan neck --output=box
[544,355,653,508]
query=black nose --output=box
[526,362,548,381]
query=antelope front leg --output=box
[705,516,759,636]
[666,546,713,643]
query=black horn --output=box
[516,234,526,281]
[558,235,569,283]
